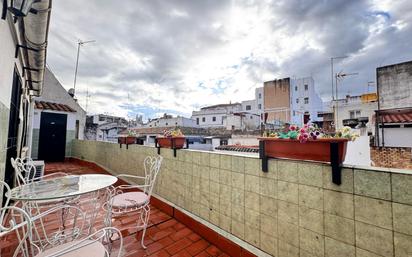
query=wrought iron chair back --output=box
[143,155,163,198]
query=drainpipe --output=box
[21,0,52,96]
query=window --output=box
[258,93,262,99]
[165,123,168,126]
[175,122,178,125]
[246,105,251,111]
[202,117,205,122]
[349,110,361,119]
[212,117,216,122]
[296,98,299,104]
[258,104,261,109]
[304,97,309,104]
[196,118,199,125]
[250,115,253,119]
[293,111,296,116]
[75,120,79,139]
[295,86,298,91]
[304,84,308,91]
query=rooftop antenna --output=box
[85,88,91,113]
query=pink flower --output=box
[300,128,306,133]
[290,125,296,131]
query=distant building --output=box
[86,114,128,142]
[191,103,245,130]
[263,78,291,127]
[375,60,412,147]
[334,94,378,133]
[29,68,87,161]
[240,99,261,130]
[290,77,323,126]
[377,60,412,110]
[146,113,197,128]
[255,87,264,124]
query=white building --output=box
[334,94,378,134]
[96,123,127,143]
[290,77,323,126]
[86,114,128,142]
[240,99,261,130]
[145,114,197,128]
[29,68,87,160]
[255,87,264,124]
[191,103,245,130]
[0,0,51,192]
[90,114,127,126]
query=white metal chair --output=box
[103,155,163,249]
[0,203,123,257]
[10,157,68,187]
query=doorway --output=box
[5,68,22,188]
[38,112,67,162]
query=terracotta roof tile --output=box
[34,100,76,113]
[378,108,412,124]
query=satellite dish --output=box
[68,88,75,97]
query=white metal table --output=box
[7,174,117,235]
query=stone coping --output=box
[78,140,412,174]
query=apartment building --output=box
[191,103,244,130]
[290,77,323,126]
[263,78,291,127]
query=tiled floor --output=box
[0,162,232,257]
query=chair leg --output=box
[140,206,150,249]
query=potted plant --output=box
[156,128,186,149]
[118,130,137,145]
[259,124,357,164]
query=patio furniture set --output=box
[0,155,163,256]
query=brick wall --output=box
[371,146,412,169]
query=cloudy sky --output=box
[46,0,412,120]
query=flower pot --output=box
[258,138,348,164]
[118,136,136,145]
[156,136,186,149]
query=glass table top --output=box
[7,174,118,201]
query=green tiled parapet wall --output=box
[71,140,412,257]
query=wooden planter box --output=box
[258,138,348,164]
[156,136,186,149]
[118,136,136,145]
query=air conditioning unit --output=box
[31,160,45,179]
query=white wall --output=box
[32,110,77,130]
[37,68,86,139]
[228,136,259,146]
[379,127,412,147]
[335,96,377,133]
[290,77,323,126]
[343,136,371,166]
[146,117,197,128]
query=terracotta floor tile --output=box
[169,227,192,241]
[185,239,210,256]
[165,238,193,255]
[170,249,193,257]
[0,162,240,257]
[205,245,223,257]
[148,249,171,257]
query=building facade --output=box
[0,0,51,193]
[255,87,264,124]
[240,99,260,130]
[376,61,412,147]
[263,78,291,127]
[334,94,378,133]
[145,114,197,128]
[377,60,412,110]
[290,77,323,126]
[191,103,244,130]
[29,68,87,160]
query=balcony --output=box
[3,140,412,257]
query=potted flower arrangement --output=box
[118,129,137,145]
[259,124,357,164]
[156,128,186,149]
